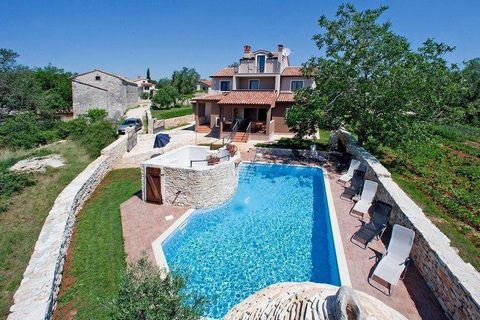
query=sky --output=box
[1,0,479,79]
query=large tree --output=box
[287,4,463,148]
[461,58,480,126]
[171,67,200,95]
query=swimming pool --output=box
[162,163,343,318]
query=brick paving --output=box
[120,195,188,264]
[120,151,447,319]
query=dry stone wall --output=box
[164,114,194,129]
[7,130,132,320]
[336,129,480,320]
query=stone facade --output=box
[141,152,240,209]
[164,114,194,129]
[335,130,480,320]
[72,69,140,119]
[8,129,133,320]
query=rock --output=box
[332,286,364,320]
[9,154,65,173]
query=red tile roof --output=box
[211,67,235,77]
[192,93,225,101]
[281,67,302,76]
[277,92,295,102]
[199,79,212,86]
[218,91,277,106]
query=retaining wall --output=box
[8,130,132,320]
[335,130,480,320]
[164,114,194,129]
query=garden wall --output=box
[164,114,194,129]
[335,129,480,320]
[8,129,133,320]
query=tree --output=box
[286,4,463,149]
[0,48,19,71]
[35,64,73,115]
[461,58,480,126]
[171,67,200,95]
[156,77,171,89]
[151,85,179,109]
[146,68,151,82]
[107,257,205,320]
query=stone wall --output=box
[7,129,132,320]
[142,154,240,209]
[72,70,139,119]
[164,114,194,129]
[335,130,480,320]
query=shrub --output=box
[140,92,149,100]
[86,108,108,122]
[0,112,48,149]
[151,85,179,109]
[107,257,205,320]
[76,120,117,157]
[0,156,36,213]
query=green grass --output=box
[378,124,480,270]
[151,105,193,120]
[54,168,141,320]
[0,141,92,318]
[391,172,480,270]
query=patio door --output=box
[146,167,162,204]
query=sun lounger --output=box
[350,201,392,249]
[369,224,415,295]
[351,180,378,218]
[337,159,361,184]
[340,169,365,200]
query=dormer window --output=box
[257,55,265,73]
[95,75,101,81]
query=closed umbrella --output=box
[154,133,171,153]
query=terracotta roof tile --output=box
[192,93,225,101]
[199,79,212,86]
[211,67,235,77]
[277,92,295,102]
[218,91,277,106]
[281,67,302,76]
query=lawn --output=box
[0,141,92,318]
[378,124,480,270]
[256,129,331,150]
[54,168,141,320]
[151,105,192,120]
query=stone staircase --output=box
[232,132,248,143]
[196,125,211,133]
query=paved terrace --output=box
[120,150,447,319]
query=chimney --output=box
[243,44,251,53]
[277,44,284,53]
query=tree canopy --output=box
[171,67,200,95]
[286,4,468,149]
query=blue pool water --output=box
[162,163,340,318]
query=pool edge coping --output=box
[151,161,352,287]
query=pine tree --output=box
[146,68,151,82]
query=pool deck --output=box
[120,150,447,319]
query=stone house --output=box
[196,79,212,91]
[191,44,315,142]
[132,76,156,96]
[72,69,140,119]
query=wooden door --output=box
[146,167,162,204]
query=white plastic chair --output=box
[351,180,378,218]
[369,224,415,295]
[338,159,361,184]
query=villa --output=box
[191,44,314,141]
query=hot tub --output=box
[141,145,240,208]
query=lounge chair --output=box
[369,224,415,295]
[350,201,392,249]
[338,159,361,184]
[340,169,365,200]
[350,180,378,218]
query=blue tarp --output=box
[153,133,171,148]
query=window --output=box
[220,80,231,91]
[249,80,259,90]
[257,55,265,73]
[291,80,304,91]
[95,75,101,81]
